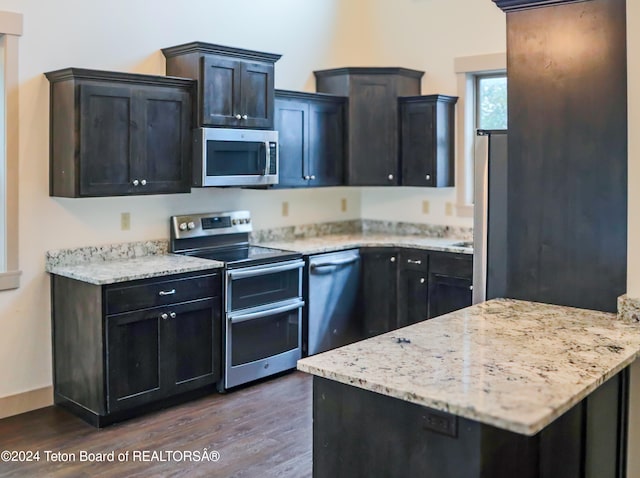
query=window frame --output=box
[0,11,22,290]
[454,53,507,217]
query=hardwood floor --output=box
[0,372,312,478]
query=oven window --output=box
[230,267,300,311]
[206,140,265,176]
[231,308,299,366]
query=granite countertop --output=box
[259,233,472,255]
[297,298,640,436]
[46,241,223,285]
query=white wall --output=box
[0,0,367,400]
[359,0,506,225]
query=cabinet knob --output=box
[390,256,396,263]
[160,313,169,320]
[420,278,425,284]
[304,175,310,180]
[235,114,242,120]
[242,114,248,120]
[132,179,139,186]
[388,174,394,180]
[425,174,431,181]
[141,179,147,186]
[469,285,474,291]
[310,175,316,180]
[169,312,177,319]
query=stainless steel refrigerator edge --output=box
[473,130,508,304]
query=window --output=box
[476,74,507,130]
[0,12,22,290]
[454,53,507,216]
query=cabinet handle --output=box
[407,259,422,265]
[235,114,242,120]
[420,278,425,284]
[242,114,248,120]
[141,179,147,186]
[310,175,316,180]
[159,289,176,296]
[388,174,394,180]
[132,179,139,186]
[425,174,431,181]
[169,312,177,319]
[390,257,396,263]
[160,313,169,320]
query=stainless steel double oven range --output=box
[170,210,304,390]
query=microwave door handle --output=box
[263,142,269,176]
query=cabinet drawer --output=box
[429,253,472,279]
[105,273,220,315]
[399,249,430,271]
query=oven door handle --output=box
[228,260,304,280]
[229,300,304,324]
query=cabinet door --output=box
[135,86,192,194]
[427,253,473,319]
[166,298,221,393]
[106,309,165,413]
[308,99,345,187]
[400,100,436,187]
[240,62,275,129]
[397,250,430,327]
[274,97,309,187]
[348,75,399,186]
[201,56,242,127]
[360,248,398,338]
[79,83,134,196]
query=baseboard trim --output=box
[0,386,53,419]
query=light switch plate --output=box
[121,212,131,231]
[282,201,289,217]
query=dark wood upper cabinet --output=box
[274,90,346,188]
[46,69,194,197]
[315,67,423,186]
[495,0,627,312]
[493,0,584,11]
[162,42,281,129]
[399,95,458,187]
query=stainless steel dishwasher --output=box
[306,249,361,355]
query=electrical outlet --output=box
[282,201,289,217]
[422,200,430,214]
[121,212,131,231]
[341,198,347,212]
[445,202,454,216]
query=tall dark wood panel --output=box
[493,0,627,312]
[315,67,423,186]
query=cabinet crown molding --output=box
[161,41,281,63]
[314,67,424,80]
[44,68,196,88]
[493,0,587,12]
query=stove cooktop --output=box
[189,245,301,269]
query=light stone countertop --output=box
[297,298,640,436]
[259,233,472,255]
[46,254,223,285]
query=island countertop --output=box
[297,298,640,436]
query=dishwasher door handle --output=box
[310,256,359,271]
[229,299,304,324]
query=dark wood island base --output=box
[312,372,628,478]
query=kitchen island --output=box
[298,299,640,477]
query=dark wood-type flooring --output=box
[0,372,312,478]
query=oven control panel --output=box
[171,210,252,239]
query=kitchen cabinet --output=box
[315,67,423,186]
[360,248,399,338]
[274,90,346,188]
[399,95,458,187]
[427,252,472,319]
[45,69,194,197]
[162,42,281,129]
[51,270,222,427]
[492,0,626,312]
[397,249,431,327]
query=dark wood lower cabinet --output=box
[360,248,398,338]
[51,269,222,427]
[427,252,473,319]
[313,369,628,478]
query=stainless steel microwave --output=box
[193,128,278,187]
